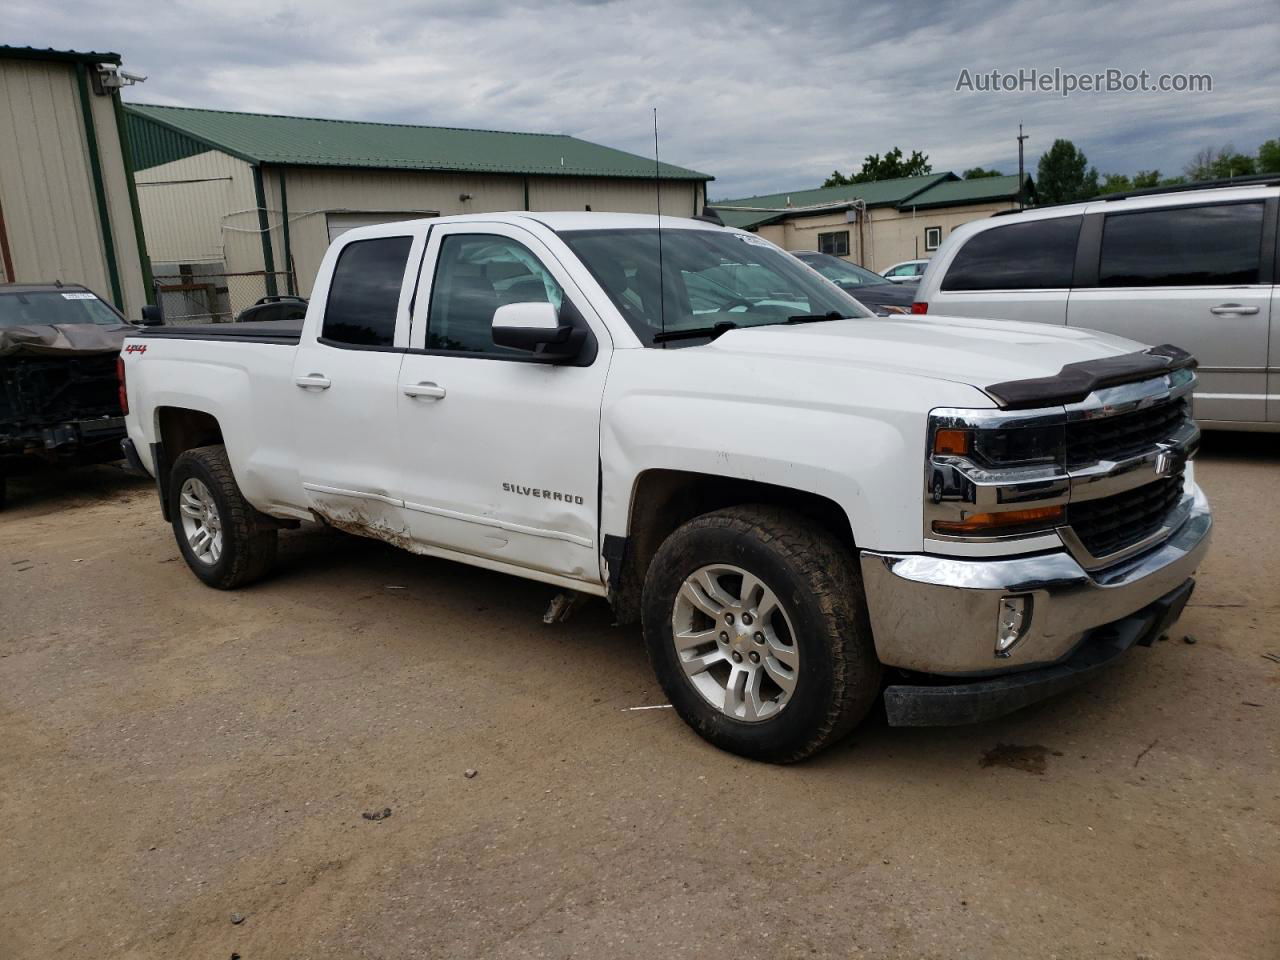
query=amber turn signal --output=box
[933,505,1065,536]
[933,428,971,456]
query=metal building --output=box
[124,104,713,320]
[713,173,1034,273]
[0,46,152,319]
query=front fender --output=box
[599,349,993,554]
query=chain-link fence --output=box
[153,269,297,325]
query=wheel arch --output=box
[605,468,857,625]
[152,406,224,520]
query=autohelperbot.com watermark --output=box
[955,67,1212,97]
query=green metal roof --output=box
[711,174,955,228]
[899,173,1032,209]
[0,45,121,65]
[123,103,712,181]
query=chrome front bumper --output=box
[859,484,1212,676]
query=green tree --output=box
[1098,173,1133,195]
[1185,145,1257,180]
[824,147,932,187]
[962,166,1004,179]
[1036,139,1099,204]
[1132,170,1162,189]
[1256,138,1280,174]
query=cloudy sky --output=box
[10,0,1278,198]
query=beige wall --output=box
[0,57,147,316]
[135,149,257,267]
[756,199,1017,273]
[259,167,705,296]
[135,153,707,297]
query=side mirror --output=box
[139,304,164,326]
[491,301,586,362]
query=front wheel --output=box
[642,505,881,763]
[169,444,277,589]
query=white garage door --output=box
[326,212,437,242]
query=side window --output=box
[322,236,413,346]
[818,231,850,257]
[427,234,563,355]
[1099,202,1265,287]
[941,216,1081,291]
[924,226,942,251]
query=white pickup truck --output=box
[119,212,1211,762]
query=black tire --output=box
[169,444,277,589]
[642,505,881,763]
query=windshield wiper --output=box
[785,311,851,324]
[652,321,739,344]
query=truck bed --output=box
[136,319,303,345]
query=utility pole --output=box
[1017,123,1029,209]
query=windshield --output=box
[797,252,890,287]
[560,228,873,346]
[0,290,125,328]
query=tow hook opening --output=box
[996,595,1032,657]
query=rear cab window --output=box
[941,216,1082,291]
[322,236,415,346]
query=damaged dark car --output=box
[0,283,146,507]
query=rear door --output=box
[290,229,426,536]
[394,221,612,585]
[925,214,1080,324]
[1067,194,1275,424]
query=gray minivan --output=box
[912,179,1280,430]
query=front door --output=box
[1067,199,1273,424]
[395,223,611,584]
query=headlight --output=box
[932,424,1065,468]
[927,412,1070,539]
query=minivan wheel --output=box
[169,444,277,589]
[642,505,881,763]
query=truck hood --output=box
[707,314,1145,395]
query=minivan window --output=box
[1098,202,1265,287]
[941,216,1081,291]
[322,236,413,346]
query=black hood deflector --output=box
[985,344,1196,409]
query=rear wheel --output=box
[169,444,277,589]
[642,505,881,763]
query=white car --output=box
[881,259,930,283]
[118,212,1211,762]
[911,178,1280,430]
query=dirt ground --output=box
[1,435,1277,960]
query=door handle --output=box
[1209,303,1260,316]
[403,381,446,400]
[294,374,332,390]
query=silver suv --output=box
[911,178,1280,430]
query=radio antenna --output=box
[653,107,667,341]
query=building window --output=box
[924,226,942,251]
[818,231,850,257]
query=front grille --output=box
[1067,474,1185,558]
[1065,398,1189,466]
